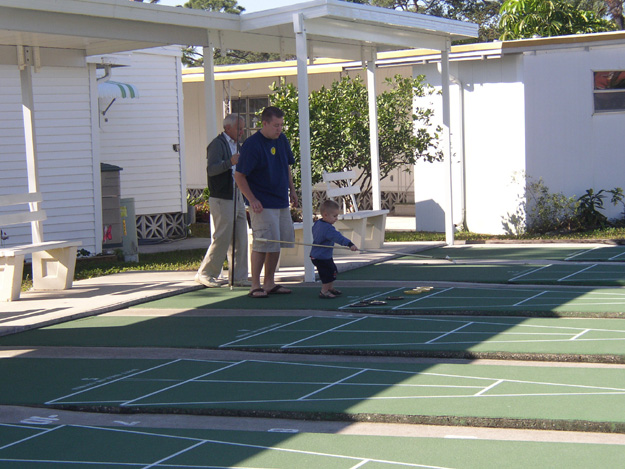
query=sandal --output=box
[248,288,268,298]
[319,290,337,299]
[267,284,292,295]
[329,288,342,296]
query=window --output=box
[593,71,625,113]
[231,96,270,139]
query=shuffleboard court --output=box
[1,358,625,432]
[125,284,625,315]
[2,424,623,468]
[424,245,625,262]
[340,260,625,286]
[2,313,625,360]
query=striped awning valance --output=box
[97,80,139,99]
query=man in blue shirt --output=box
[235,106,298,298]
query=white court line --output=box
[565,246,601,261]
[558,264,597,282]
[382,315,625,334]
[392,302,625,311]
[46,360,183,405]
[508,264,551,282]
[474,379,504,396]
[396,287,454,309]
[219,316,312,347]
[298,369,368,400]
[570,329,590,340]
[121,360,246,407]
[425,322,474,344]
[281,317,367,349]
[194,379,483,389]
[137,390,625,407]
[0,425,64,451]
[71,425,450,469]
[609,250,625,261]
[282,336,625,349]
[142,440,207,469]
[513,290,548,307]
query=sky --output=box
[156,0,307,13]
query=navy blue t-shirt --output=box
[236,131,295,209]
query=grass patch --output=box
[72,249,207,280]
[21,249,208,292]
[385,228,625,243]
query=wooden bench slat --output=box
[322,170,357,182]
[0,192,43,207]
[325,185,360,198]
[0,240,82,257]
[0,210,46,227]
[339,209,389,220]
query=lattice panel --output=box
[136,212,186,240]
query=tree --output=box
[499,0,616,39]
[268,74,443,199]
[604,0,625,29]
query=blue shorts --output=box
[311,257,337,284]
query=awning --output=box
[97,80,139,99]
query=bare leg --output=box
[262,251,280,291]
[249,250,267,296]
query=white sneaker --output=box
[194,274,224,288]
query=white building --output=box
[413,32,625,234]
[0,47,185,254]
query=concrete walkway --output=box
[0,217,431,335]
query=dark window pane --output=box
[249,97,269,113]
[594,91,625,112]
[231,99,247,114]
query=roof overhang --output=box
[0,0,236,56]
[0,0,478,65]
[223,0,478,60]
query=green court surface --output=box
[127,284,625,315]
[1,358,624,432]
[340,260,625,286]
[2,424,623,468]
[2,313,625,360]
[426,245,625,262]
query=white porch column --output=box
[366,49,381,211]
[204,35,218,142]
[440,40,454,246]
[19,46,43,244]
[294,13,315,282]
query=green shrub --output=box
[516,176,579,235]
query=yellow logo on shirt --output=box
[271,147,276,155]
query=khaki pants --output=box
[197,193,248,281]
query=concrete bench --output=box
[322,170,388,249]
[0,192,81,301]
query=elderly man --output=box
[235,106,298,298]
[195,114,249,288]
